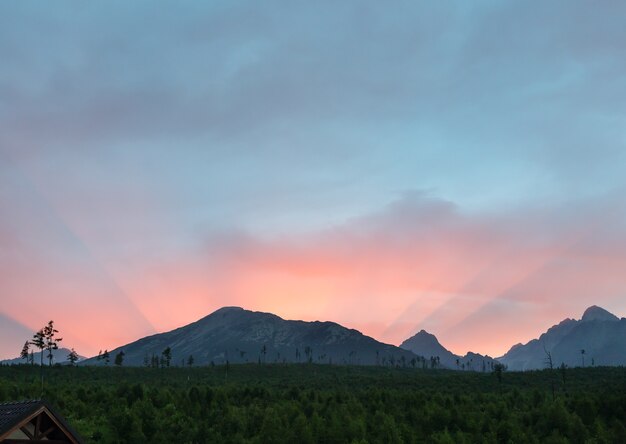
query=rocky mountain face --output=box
[81,307,419,367]
[498,306,626,370]
[0,347,84,366]
[400,330,498,371]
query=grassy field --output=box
[1,364,625,443]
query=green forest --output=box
[1,364,625,443]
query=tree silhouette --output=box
[31,329,45,367]
[114,350,125,366]
[20,341,30,364]
[187,354,194,367]
[543,343,554,370]
[162,347,172,367]
[543,344,556,401]
[43,320,62,366]
[67,348,79,366]
[102,350,110,365]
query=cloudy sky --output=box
[1,1,625,359]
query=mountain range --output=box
[400,330,499,371]
[4,305,624,371]
[400,305,626,371]
[81,307,418,367]
[498,305,626,370]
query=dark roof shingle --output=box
[0,399,42,436]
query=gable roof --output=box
[0,399,84,443]
[0,400,42,436]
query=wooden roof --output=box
[0,400,84,443]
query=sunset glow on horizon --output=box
[2,1,626,360]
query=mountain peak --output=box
[400,329,448,354]
[400,329,498,370]
[581,305,619,322]
[213,306,245,314]
[82,306,415,366]
[406,329,440,344]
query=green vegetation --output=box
[1,364,625,443]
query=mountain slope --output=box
[82,307,419,366]
[400,330,498,370]
[499,306,625,370]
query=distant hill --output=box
[81,307,420,367]
[499,306,626,370]
[0,347,84,366]
[400,330,498,370]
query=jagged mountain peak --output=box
[581,305,619,322]
[400,329,498,370]
[500,305,625,370]
[404,329,439,344]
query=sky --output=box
[1,1,626,359]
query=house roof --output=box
[0,400,42,436]
[0,399,84,443]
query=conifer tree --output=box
[67,348,79,366]
[20,341,30,363]
[43,320,62,366]
[31,329,46,367]
[162,347,172,367]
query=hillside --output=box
[499,306,626,370]
[81,307,419,366]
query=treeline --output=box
[0,364,625,443]
[92,347,179,368]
